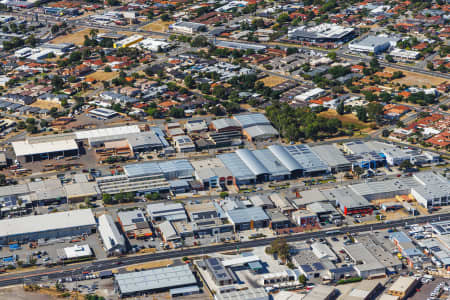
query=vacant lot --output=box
[258,75,287,87]
[141,20,174,33]
[385,67,447,88]
[86,70,119,81]
[50,28,105,45]
[30,100,61,110]
[319,109,370,128]
[125,258,173,272]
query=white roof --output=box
[12,139,78,157]
[98,214,126,251]
[222,255,260,267]
[75,125,140,140]
[64,244,92,259]
[0,209,96,238]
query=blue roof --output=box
[389,231,411,243]
[219,153,255,181]
[236,149,269,176]
[226,207,269,224]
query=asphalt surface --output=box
[0,212,448,287]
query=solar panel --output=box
[313,262,324,270]
[301,264,313,272]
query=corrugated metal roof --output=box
[268,145,302,172]
[234,113,270,128]
[236,149,269,176]
[226,207,269,224]
[115,265,196,295]
[219,153,255,181]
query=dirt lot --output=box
[0,286,58,300]
[140,20,174,32]
[258,75,287,87]
[30,100,62,110]
[125,258,173,272]
[86,70,119,82]
[385,67,447,88]
[319,109,370,128]
[50,28,106,46]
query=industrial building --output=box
[287,24,355,44]
[191,158,233,189]
[117,209,152,239]
[96,173,170,195]
[349,35,396,53]
[322,187,373,215]
[233,113,278,141]
[0,209,96,244]
[98,214,126,256]
[137,38,170,52]
[389,48,420,60]
[64,182,101,203]
[146,202,187,222]
[204,257,234,286]
[226,206,270,231]
[215,288,269,300]
[57,244,93,261]
[311,144,352,173]
[387,277,417,300]
[114,265,198,297]
[343,243,386,279]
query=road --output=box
[0,212,448,287]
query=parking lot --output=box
[0,233,106,269]
[409,277,450,300]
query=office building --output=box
[117,209,152,239]
[226,207,270,231]
[288,24,355,44]
[349,35,395,53]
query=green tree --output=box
[51,24,59,35]
[161,14,170,21]
[102,194,113,205]
[51,75,64,91]
[382,129,390,137]
[277,13,290,23]
[327,51,337,61]
[299,274,307,285]
[367,102,384,123]
[385,54,394,63]
[336,101,345,115]
[191,35,208,47]
[184,75,195,89]
[356,106,368,122]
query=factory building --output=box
[322,187,373,216]
[226,207,270,231]
[311,144,352,173]
[114,265,198,297]
[113,34,144,48]
[98,214,126,256]
[0,209,96,244]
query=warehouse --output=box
[57,244,93,261]
[215,288,268,300]
[211,118,242,132]
[284,144,329,176]
[0,209,96,244]
[127,131,165,153]
[96,173,170,195]
[349,35,394,54]
[114,265,198,297]
[204,257,234,286]
[350,178,417,201]
[124,159,194,180]
[311,144,352,173]
[64,182,101,203]
[138,38,170,52]
[117,209,152,239]
[267,145,303,177]
[98,214,126,256]
[191,158,233,189]
[233,113,278,141]
[387,277,417,299]
[89,108,118,119]
[322,187,373,216]
[146,202,187,222]
[343,243,386,279]
[226,207,270,231]
[12,139,79,162]
[215,40,266,52]
[410,171,450,208]
[218,152,257,185]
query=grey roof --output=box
[244,125,278,138]
[234,113,270,128]
[285,144,329,173]
[204,257,233,283]
[117,210,146,226]
[215,40,267,51]
[211,118,241,130]
[98,214,126,252]
[215,288,268,300]
[268,145,302,172]
[351,35,393,48]
[127,131,163,148]
[115,265,196,295]
[350,178,419,199]
[146,202,187,221]
[0,209,96,239]
[236,149,270,176]
[311,144,351,168]
[322,187,371,209]
[226,207,269,224]
[344,243,385,273]
[124,159,193,179]
[219,153,255,181]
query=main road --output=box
[0,212,448,287]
